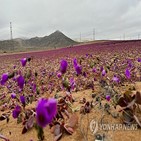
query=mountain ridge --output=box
[0,30,78,52]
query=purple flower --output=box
[128,62,133,68]
[36,99,49,128]
[106,95,111,101]
[12,105,21,118]
[75,65,82,75]
[20,95,25,105]
[11,93,16,99]
[138,58,141,62]
[100,66,104,71]
[18,89,22,93]
[21,58,27,67]
[125,69,130,79]
[36,98,57,128]
[60,60,68,74]
[13,65,16,69]
[73,58,78,67]
[12,76,17,81]
[42,69,46,75]
[57,72,62,78]
[92,68,97,73]
[102,69,106,76]
[7,85,12,89]
[112,76,119,83]
[70,78,76,89]
[1,73,8,85]
[17,75,25,89]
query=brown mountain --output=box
[0,30,78,52]
[24,30,77,48]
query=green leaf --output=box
[35,124,44,141]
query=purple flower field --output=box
[0,40,141,141]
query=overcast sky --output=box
[0,0,141,40]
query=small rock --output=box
[92,93,96,98]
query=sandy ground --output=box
[0,88,141,141]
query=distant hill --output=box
[24,30,77,48]
[0,30,78,52]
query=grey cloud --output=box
[0,0,141,40]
